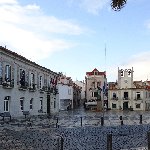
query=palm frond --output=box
[111,0,127,11]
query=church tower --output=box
[118,67,134,89]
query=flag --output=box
[103,81,106,94]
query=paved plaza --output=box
[1,106,150,150]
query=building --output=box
[74,80,85,101]
[108,67,150,111]
[57,74,73,110]
[0,46,59,117]
[72,83,82,108]
[85,68,107,110]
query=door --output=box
[123,102,128,110]
[47,95,50,114]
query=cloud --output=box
[107,52,150,82]
[0,0,17,5]
[0,0,83,61]
[67,0,109,15]
[80,0,108,14]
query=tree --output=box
[111,0,127,11]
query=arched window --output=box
[20,97,24,111]
[4,96,10,112]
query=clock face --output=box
[124,80,128,83]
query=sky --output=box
[0,0,150,82]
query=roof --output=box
[86,68,106,76]
[0,46,58,75]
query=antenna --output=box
[104,43,107,73]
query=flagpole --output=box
[103,44,107,118]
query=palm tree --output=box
[111,0,127,11]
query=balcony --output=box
[122,97,130,100]
[111,97,118,100]
[134,97,142,101]
[39,86,45,93]
[29,84,36,92]
[2,79,14,89]
[53,88,59,95]
[18,82,28,91]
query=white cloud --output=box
[107,52,150,82]
[0,0,83,61]
[0,0,17,5]
[80,0,109,14]
[67,0,109,15]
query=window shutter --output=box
[0,62,2,77]
[37,73,39,89]
[26,71,29,86]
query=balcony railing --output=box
[29,84,36,92]
[2,79,14,89]
[134,97,142,100]
[18,81,28,90]
[39,86,46,93]
[122,97,130,100]
[111,97,118,100]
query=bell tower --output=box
[118,67,133,89]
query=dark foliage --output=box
[111,0,127,11]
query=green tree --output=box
[111,0,127,11]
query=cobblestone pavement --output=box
[1,105,150,150]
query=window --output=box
[92,82,95,88]
[136,104,140,108]
[0,62,2,78]
[112,103,116,108]
[5,65,11,82]
[30,73,35,87]
[54,101,56,108]
[68,89,71,95]
[39,76,42,89]
[146,92,147,98]
[113,93,116,98]
[94,92,98,97]
[94,72,98,75]
[120,69,124,77]
[20,97,24,111]
[30,98,33,110]
[97,82,101,88]
[124,92,128,99]
[4,96,10,112]
[92,92,94,97]
[20,69,25,85]
[136,92,141,100]
[40,97,43,110]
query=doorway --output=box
[123,102,128,110]
[47,95,50,114]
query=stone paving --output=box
[1,106,150,149]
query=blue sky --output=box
[0,0,150,82]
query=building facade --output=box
[85,68,107,110]
[74,80,85,101]
[0,46,58,117]
[108,67,150,111]
[57,75,73,110]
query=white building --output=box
[0,46,59,117]
[108,67,150,111]
[57,75,73,110]
[74,80,85,100]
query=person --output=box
[104,104,107,111]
